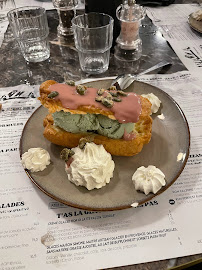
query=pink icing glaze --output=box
[123,129,136,141]
[49,83,141,123]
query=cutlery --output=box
[110,61,172,90]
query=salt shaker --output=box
[114,0,145,61]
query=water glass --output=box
[72,12,114,74]
[7,6,50,63]
[0,0,15,21]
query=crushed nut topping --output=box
[79,136,94,149]
[109,86,117,91]
[95,96,103,102]
[113,97,122,102]
[106,93,113,100]
[65,80,75,86]
[48,91,59,98]
[110,91,118,97]
[76,85,87,95]
[117,90,127,96]
[97,88,105,95]
[60,148,75,161]
[101,98,114,108]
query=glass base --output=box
[114,42,142,61]
[78,50,110,74]
[19,38,50,63]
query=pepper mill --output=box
[114,0,145,61]
[52,0,78,37]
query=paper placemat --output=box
[146,4,202,79]
[0,71,202,269]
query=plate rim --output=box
[19,79,191,211]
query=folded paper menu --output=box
[146,4,202,79]
[0,71,202,269]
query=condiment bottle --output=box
[52,0,78,37]
[114,0,145,61]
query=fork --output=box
[110,61,172,90]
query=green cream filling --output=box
[53,111,134,139]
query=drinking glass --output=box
[52,0,78,36]
[0,0,15,21]
[7,6,50,63]
[72,13,114,74]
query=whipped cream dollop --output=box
[65,143,115,190]
[132,165,166,195]
[141,93,161,114]
[192,10,202,21]
[157,113,165,120]
[21,148,50,172]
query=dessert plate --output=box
[20,79,190,211]
[188,12,202,34]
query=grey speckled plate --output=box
[19,79,190,211]
[188,12,202,34]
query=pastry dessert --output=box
[141,93,161,114]
[39,80,152,156]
